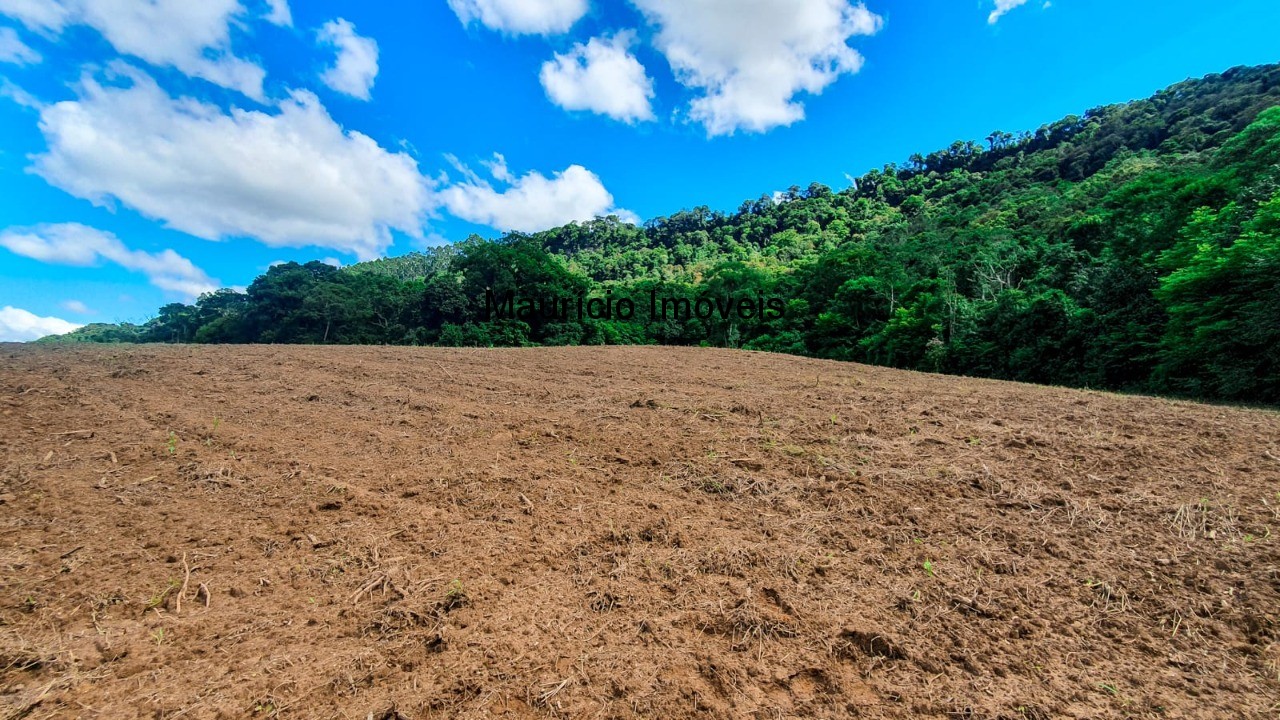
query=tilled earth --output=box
[1,344,1278,719]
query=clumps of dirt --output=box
[702,592,798,650]
[835,629,908,662]
[0,344,1278,718]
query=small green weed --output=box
[445,579,464,598]
[147,579,180,609]
[204,417,221,446]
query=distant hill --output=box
[48,63,1280,403]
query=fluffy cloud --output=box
[0,223,220,298]
[0,77,41,108]
[264,0,291,26]
[0,0,71,31]
[480,153,515,183]
[61,299,93,314]
[0,26,39,64]
[32,66,432,260]
[0,0,267,98]
[0,306,82,342]
[631,0,882,136]
[318,18,379,100]
[988,0,1030,23]
[447,0,587,35]
[440,155,635,233]
[540,32,655,123]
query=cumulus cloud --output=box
[32,65,433,260]
[318,18,379,100]
[480,153,515,183]
[0,223,220,299]
[264,0,291,26]
[988,0,1030,23]
[540,32,655,123]
[0,0,267,98]
[631,0,882,136]
[440,155,635,233]
[0,77,41,108]
[0,306,82,342]
[61,299,92,314]
[0,0,71,31]
[447,0,587,35]
[0,26,39,64]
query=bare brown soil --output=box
[1,344,1278,719]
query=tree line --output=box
[51,64,1280,404]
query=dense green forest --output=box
[51,64,1280,403]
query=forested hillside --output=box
[50,64,1280,403]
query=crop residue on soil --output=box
[1,344,1278,719]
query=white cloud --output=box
[33,65,433,260]
[318,18,379,100]
[540,32,655,123]
[0,77,42,108]
[631,0,882,136]
[0,0,71,31]
[0,306,82,342]
[481,152,515,183]
[0,26,39,64]
[988,0,1030,23]
[0,0,267,98]
[61,299,92,314]
[0,223,220,299]
[264,0,291,26]
[440,156,635,233]
[447,0,587,35]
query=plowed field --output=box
[2,345,1278,718]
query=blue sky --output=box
[0,0,1277,339]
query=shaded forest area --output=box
[52,64,1280,403]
